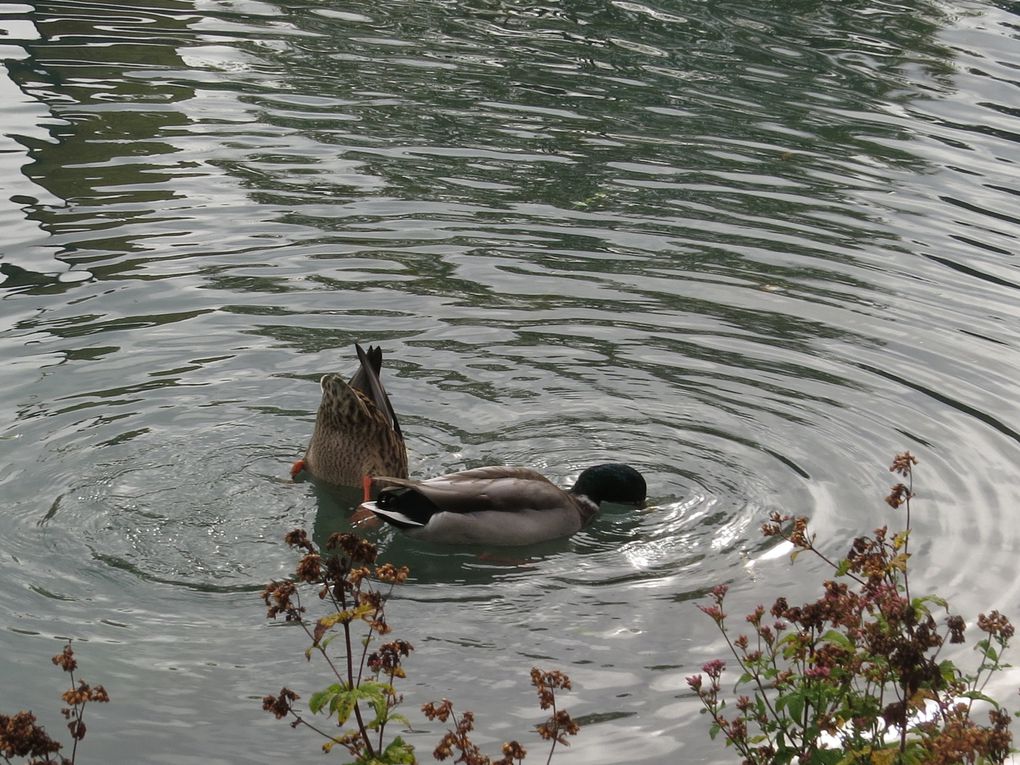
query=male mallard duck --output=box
[292,344,408,488]
[362,463,646,546]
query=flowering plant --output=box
[262,530,579,764]
[0,643,109,764]
[690,453,1014,764]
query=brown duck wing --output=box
[302,345,408,486]
[373,466,568,514]
[306,380,408,484]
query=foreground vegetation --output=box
[690,453,1015,764]
[261,529,579,764]
[4,453,1015,765]
[0,644,108,764]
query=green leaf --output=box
[981,643,1000,663]
[785,692,805,724]
[820,630,854,650]
[309,684,343,715]
[938,659,959,685]
[889,552,909,573]
[331,691,357,725]
[900,742,928,765]
[386,713,411,728]
[913,594,947,610]
[331,682,399,728]
[381,736,415,764]
[317,611,344,630]
[812,749,844,765]
[959,690,999,708]
[774,748,796,765]
[869,748,900,765]
[358,681,394,707]
[777,632,800,647]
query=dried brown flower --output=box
[947,615,966,644]
[283,528,315,552]
[536,709,579,745]
[262,687,299,720]
[295,552,322,583]
[0,711,63,759]
[978,610,1014,640]
[262,579,303,621]
[368,639,414,678]
[326,533,378,565]
[426,705,490,764]
[493,739,526,765]
[761,512,794,538]
[889,451,918,476]
[885,482,912,509]
[374,562,410,584]
[422,699,453,723]
[789,516,811,548]
[51,644,77,674]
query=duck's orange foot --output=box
[290,458,307,480]
[362,474,373,502]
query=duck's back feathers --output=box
[301,344,408,487]
[364,465,635,546]
[373,466,564,515]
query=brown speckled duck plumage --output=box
[300,344,408,487]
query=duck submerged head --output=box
[569,463,647,507]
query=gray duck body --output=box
[364,463,646,546]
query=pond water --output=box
[2,1,1020,762]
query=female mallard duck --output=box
[292,344,408,488]
[362,463,646,546]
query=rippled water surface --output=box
[3,1,1020,762]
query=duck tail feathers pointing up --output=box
[350,343,403,438]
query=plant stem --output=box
[901,465,912,606]
[341,619,376,756]
[355,605,379,687]
[721,625,781,724]
[544,698,559,765]
[68,668,80,764]
[291,711,345,744]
